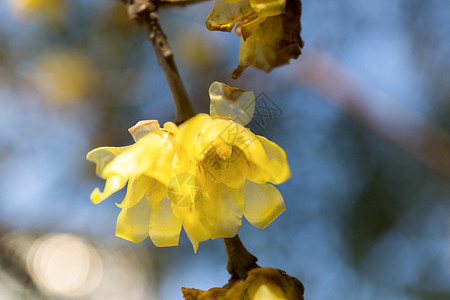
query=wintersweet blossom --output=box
[206,0,303,78]
[174,82,291,246]
[87,82,291,252]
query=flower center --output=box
[215,143,232,160]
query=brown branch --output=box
[223,235,259,287]
[122,0,195,124]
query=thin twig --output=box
[122,0,195,124]
[223,235,259,287]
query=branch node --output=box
[223,235,259,287]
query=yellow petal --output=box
[241,17,266,40]
[198,183,243,239]
[256,136,291,183]
[171,204,211,253]
[209,81,255,126]
[205,0,253,32]
[251,16,283,71]
[246,161,269,184]
[149,197,182,247]
[90,175,127,204]
[145,180,167,205]
[245,136,290,184]
[243,181,285,228]
[115,196,152,243]
[176,113,212,161]
[199,118,257,154]
[167,173,202,208]
[103,132,173,185]
[232,34,256,79]
[163,121,179,135]
[116,176,153,208]
[102,134,158,177]
[249,0,286,18]
[86,146,132,178]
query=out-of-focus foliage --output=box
[29,49,96,104]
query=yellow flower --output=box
[206,0,303,78]
[87,120,183,247]
[174,82,290,245]
[87,82,291,252]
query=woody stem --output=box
[223,234,259,286]
[121,0,195,124]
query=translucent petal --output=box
[198,183,243,239]
[176,113,212,161]
[90,175,127,204]
[206,0,253,32]
[243,181,285,228]
[251,16,284,71]
[167,173,202,207]
[241,17,266,40]
[245,136,290,184]
[252,43,277,72]
[149,197,182,247]
[102,134,159,176]
[86,146,132,178]
[171,204,211,252]
[163,121,179,135]
[232,35,256,79]
[116,196,152,243]
[128,120,160,142]
[116,176,153,208]
[103,132,173,185]
[246,161,269,184]
[256,16,283,44]
[145,180,167,205]
[199,118,257,154]
[209,81,255,126]
[219,149,248,188]
[249,0,286,17]
[255,136,291,184]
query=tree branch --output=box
[122,0,195,124]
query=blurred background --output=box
[1,0,449,299]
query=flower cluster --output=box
[87,82,290,252]
[206,0,304,78]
